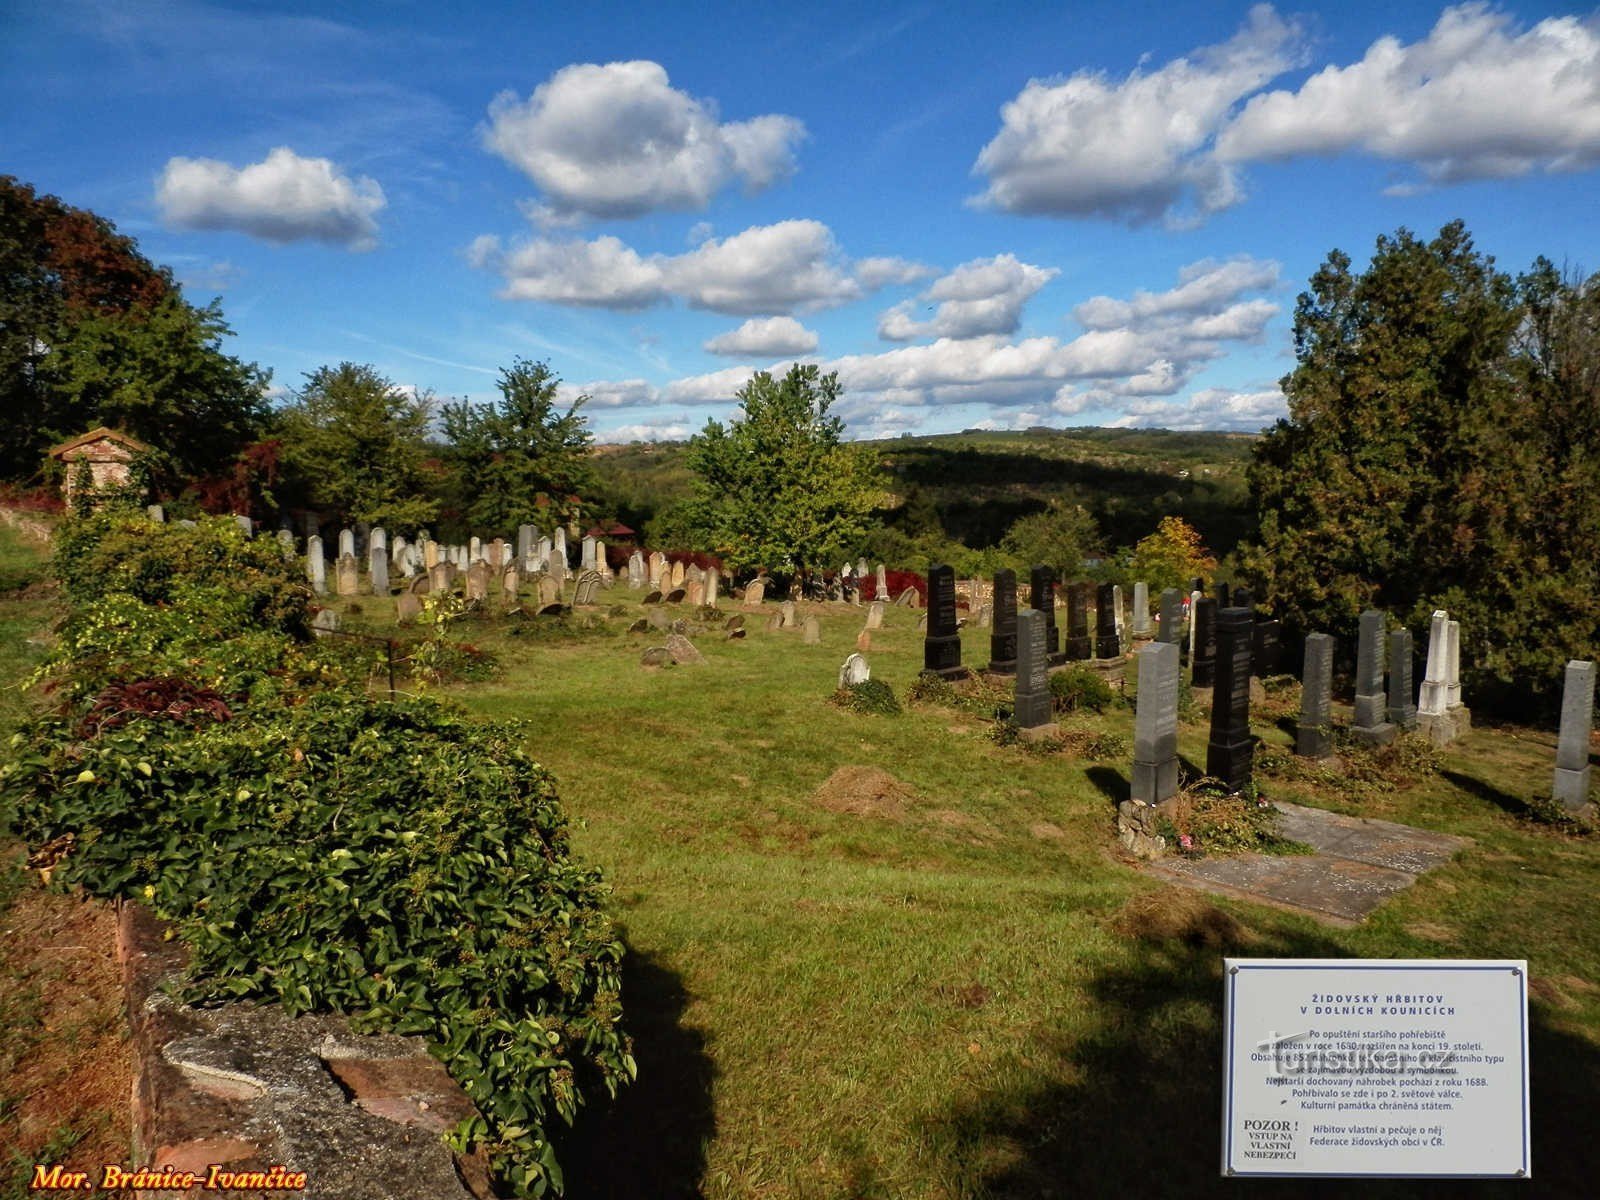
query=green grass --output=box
[325,593,1600,1199]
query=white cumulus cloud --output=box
[483,61,805,221]
[704,316,820,356]
[156,147,386,250]
[879,253,1059,341]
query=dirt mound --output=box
[1112,886,1252,949]
[810,766,916,820]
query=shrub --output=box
[905,672,959,707]
[1157,786,1311,856]
[833,678,900,716]
[1049,665,1115,714]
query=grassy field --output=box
[327,590,1600,1199]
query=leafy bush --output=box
[1156,788,1311,856]
[905,672,959,707]
[1049,665,1115,714]
[832,678,900,716]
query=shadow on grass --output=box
[555,946,714,1199]
[1085,766,1129,806]
[1440,768,1528,818]
[923,919,1597,1198]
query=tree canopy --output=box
[998,498,1102,577]
[684,364,882,577]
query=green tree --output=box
[275,363,439,531]
[1237,222,1598,713]
[999,498,1101,576]
[0,175,268,483]
[1126,515,1217,593]
[685,364,882,578]
[438,358,596,533]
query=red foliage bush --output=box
[862,569,925,603]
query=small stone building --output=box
[48,427,149,507]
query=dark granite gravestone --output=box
[1064,582,1092,661]
[1030,566,1061,664]
[1555,659,1596,811]
[1251,617,1282,677]
[1095,582,1121,659]
[922,564,965,679]
[1013,608,1053,729]
[1214,581,1230,608]
[1158,588,1183,646]
[1351,610,1396,746]
[1191,596,1218,687]
[1192,576,1206,594]
[1232,586,1254,610]
[1205,607,1255,793]
[988,569,1018,674]
[1387,628,1418,731]
[1297,632,1335,758]
[1132,640,1181,803]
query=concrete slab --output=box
[1145,802,1470,926]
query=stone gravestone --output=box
[1387,628,1418,731]
[766,612,783,631]
[465,561,491,601]
[665,633,703,665]
[1554,660,1595,812]
[628,551,646,589]
[670,561,686,590]
[1112,584,1125,640]
[574,570,601,607]
[1190,597,1218,687]
[895,587,919,608]
[1297,633,1335,759]
[922,564,964,679]
[502,567,519,601]
[976,604,992,629]
[1132,640,1180,803]
[801,615,821,645]
[875,563,888,601]
[1205,607,1254,793]
[429,563,452,594]
[1213,580,1230,609]
[1029,566,1060,663]
[369,546,389,595]
[1131,581,1152,637]
[581,537,596,571]
[685,579,705,607]
[233,514,252,537]
[1251,617,1282,677]
[839,653,870,689]
[553,527,568,568]
[744,578,766,606]
[1351,610,1396,746]
[1013,608,1052,732]
[306,536,326,595]
[517,524,535,567]
[276,528,295,557]
[779,600,797,628]
[537,574,561,609]
[988,569,1018,674]
[338,528,355,559]
[396,592,422,624]
[664,587,687,604]
[1415,609,1461,746]
[1232,586,1253,610]
[423,540,439,570]
[469,536,482,563]
[1064,582,1092,661]
[1094,582,1120,659]
[311,607,340,636]
[704,570,719,608]
[410,574,431,596]
[147,504,165,522]
[864,601,885,630]
[1445,618,1470,730]
[336,554,359,597]
[1158,588,1183,646]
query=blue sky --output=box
[5,0,1598,441]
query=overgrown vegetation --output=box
[0,513,629,1196]
[832,677,901,716]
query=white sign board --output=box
[1222,959,1529,1179]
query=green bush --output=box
[1049,665,1115,714]
[833,678,901,716]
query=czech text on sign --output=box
[1222,959,1529,1179]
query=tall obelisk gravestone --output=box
[1297,632,1335,758]
[1387,628,1418,731]
[1064,582,1092,661]
[1205,607,1254,793]
[923,564,965,679]
[988,569,1018,674]
[1351,609,1396,746]
[1191,596,1218,687]
[1094,582,1120,659]
[1554,659,1595,813]
[1014,609,1053,732]
[1030,566,1061,665]
[1132,640,1180,803]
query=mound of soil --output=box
[810,766,916,820]
[1112,886,1252,949]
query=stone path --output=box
[1145,801,1470,927]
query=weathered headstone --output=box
[465,561,491,601]
[744,578,766,606]
[423,540,440,570]
[1419,610,1449,717]
[233,514,252,537]
[311,607,341,636]
[1190,597,1218,687]
[429,563,452,594]
[628,551,646,589]
[1158,588,1183,646]
[922,564,964,679]
[1094,582,1120,659]
[537,574,561,608]
[1013,608,1052,731]
[409,574,431,596]
[1064,582,1092,660]
[779,600,797,628]
[839,653,870,688]
[1205,607,1254,793]
[1132,640,1180,803]
[1554,660,1595,812]
[864,601,885,630]
[1251,617,1282,677]
[766,612,783,631]
[895,587,919,608]
[640,646,673,668]
[369,546,389,595]
[1112,584,1125,639]
[553,527,568,567]
[703,570,719,608]
[1029,566,1060,663]
[988,569,1018,674]
[686,580,705,607]
[338,528,355,559]
[1296,633,1335,759]
[801,615,821,645]
[1387,628,1418,731]
[147,504,165,522]
[875,563,888,601]
[396,592,422,624]
[501,566,519,600]
[976,603,993,628]
[1351,610,1396,746]
[469,535,482,563]
[581,536,596,570]
[276,528,295,557]
[1131,581,1152,636]
[336,554,359,597]
[664,587,687,605]
[1445,618,1469,727]
[665,633,702,664]
[574,570,601,607]
[670,561,686,590]
[306,535,326,595]
[517,524,535,567]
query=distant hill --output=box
[591,426,1259,557]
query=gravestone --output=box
[801,615,821,645]
[648,552,666,588]
[766,613,783,631]
[1232,586,1253,610]
[647,607,670,631]
[725,615,745,632]
[640,646,673,668]
[1029,566,1060,662]
[423,540,439,570]
[1094,582,1120,659]
[371,528,388,556]
[1554,660,1595,812]
[553,527,568,567]
[1351,610,1396,747]
[490,539,509,570]
[686,580,705,607]
[1112,584,1125,639]
[547,552,567,590]
[1205,607,1254,793]
[875,563,888,600]
[1444,619,1470,732]
[429,563,452,594]
[517,524,535,566]
[704,570,719,608]
[395,592,422,624]
[1387,628,1418,731]
[1419,610,1450,717]
[147,504,164,522]
[276,528,295,557]
[410,574,431,596]
[744,578,766,606]
[1013,608,1052,731]
[628,551,646,589]
[338,528,355,559]
[1158,588,1183,646]
[1190,597,1218,687]
[839,653,870,689]
[988,569,1018,674]
[779,600,797,628]
[234,514,252,537]
[307,536,326,596]
[922,564,964,679]
[670,561,686,590]
[1131,581,1152,636]
[468,535,481,563]
[976,604,992,628]
[574,570,601,607]
[537,574,561,608]
[1296,633,1335,759]
[1252,617,1282,677]
[895,587,919,607]
[856,557,868,581]
[1132,640,1180,803]
[1064,582,1092,660]
[336,554,359,596]
[310,607,340,636]
[581,537,596,570]
[465,561,491,601]
[501,567,519,600]
[1213,581,1230,608]
[864,601,885,630]
[665,633,702,665]
[642,589,663,605]
[665,588,686,604]
[369,546,389,595]
[1188,591,1201,666]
